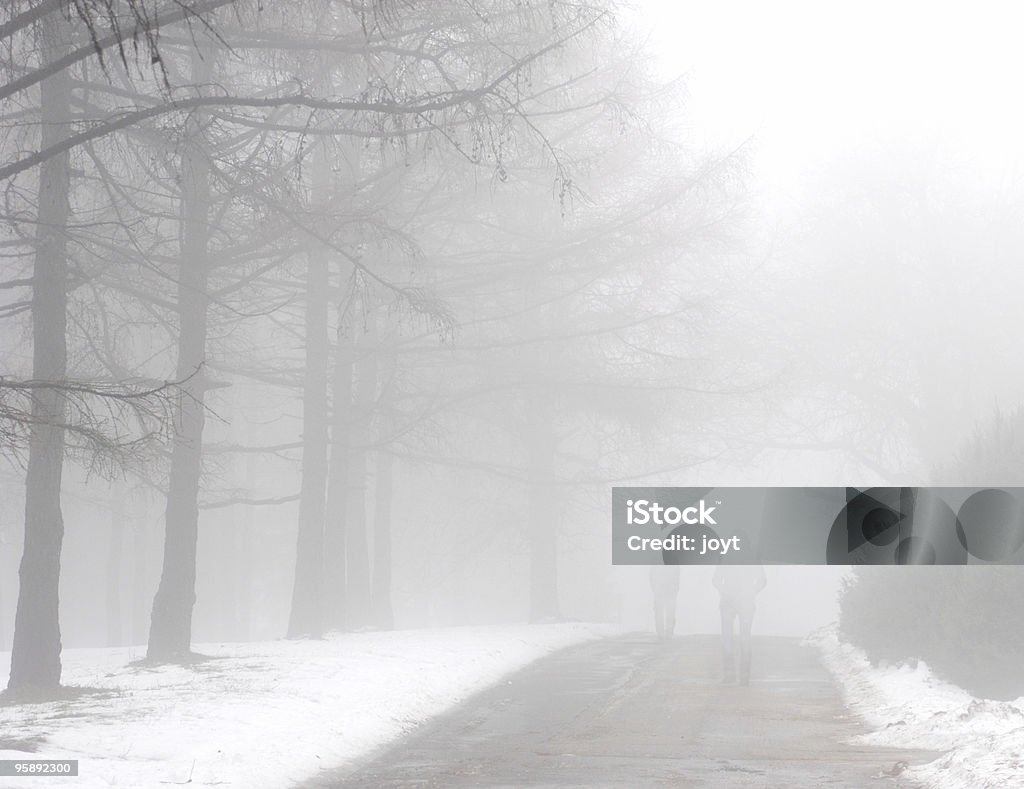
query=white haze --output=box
[1,0,1022,655]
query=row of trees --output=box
[1,0,745,693]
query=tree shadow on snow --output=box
[0,685,120,707]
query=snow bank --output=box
[809,627,1024,788]
[0,623,620,788]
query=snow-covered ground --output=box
[811,627,1024,788]
[0,623,620,788]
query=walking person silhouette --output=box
[649,564,681,639]
[713,559,766,685]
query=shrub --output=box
[837,409,1024,699]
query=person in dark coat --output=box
[649,564,681,639]
[713,562,766,685]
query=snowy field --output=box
[811,628,1024,788]
[0,623,620,788]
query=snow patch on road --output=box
[0,623,621,788]
[809,627,1024,788]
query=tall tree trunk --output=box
[527,394,560,623]
[236,493,253,641]
[345,312,376,630]
[235,443,255,641]
[131,517,149,646]
[372,448,394,629]
[323,326,353,631]
[106,488,125,647]
[216,513,239,639]
[148,49,213,661]
[323,131,361,632]
[8,13,72,693]
[286,143,331,639]
[226,407,251,642]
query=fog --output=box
[1,0,1020,689]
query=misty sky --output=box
[639,1,1024,207]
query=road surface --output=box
[306,634,935,788]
